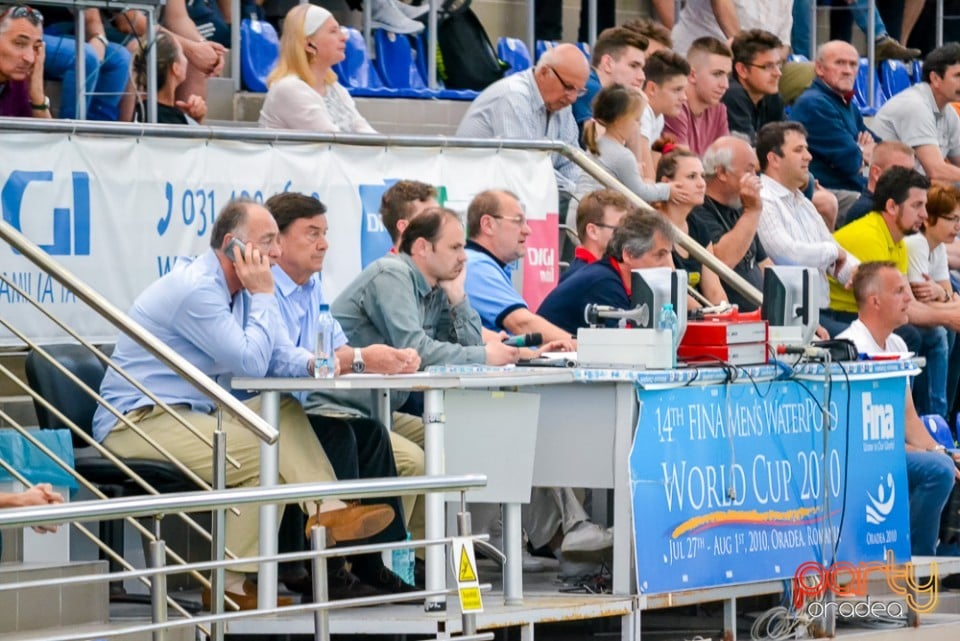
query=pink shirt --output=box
[663,102,729,156]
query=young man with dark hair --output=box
[572,26,648,129]
[873,43,960,183]
[722,29,785,144]
[639,49,690,180]
[663,36,732,155]
[622,17,672,55]
[0,4,49,118]
[379,180,439,251]
[562,189,632,281]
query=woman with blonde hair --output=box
[259,4,375,133]
[654,148,726,309]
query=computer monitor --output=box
[761,265,819,344]
[630,268,688,341]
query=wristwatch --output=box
[351,347,365,373]
[30,96,49,111]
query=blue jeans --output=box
[896,323,949,419]
[792,0,813,60]
[906,450,956,556]
[42,26,131,121]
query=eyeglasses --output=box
[1,5,43,25]
[592,223,619,230]
[747,61,784,73]
[549,66,587,97]
[490,214,527,226]
[940,214,960,223]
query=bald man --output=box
[457,43,589,200]
[790,40,880,219]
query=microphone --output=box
[502,332,543,348]
[777,344,828,359]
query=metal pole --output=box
[146,9,158,124]
[809,0,817,61]
[149,530,168,641]
[257,391,281,610]
[867,0,876,109]
[526,0,535,64]
[231,0,241,92]
[209,426,227,641]
[457,502,477,636]
[501,502,523,605]
[75,10,86,120]
[311,526,330,641]
[374,389,391,429]
[587,0,596,48]
[428,0,438,89]
[363,0,372,61]
[423,388,446,612]
[937,0,945,48]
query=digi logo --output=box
[357,180,447,268]
[2,171,91,256]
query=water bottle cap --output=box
[319,303,330,312]
[663,303,673,311]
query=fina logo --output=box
[866,472,896,525]
[2,170,91,256]
[861,392,894,442]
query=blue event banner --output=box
[629,374,910,594]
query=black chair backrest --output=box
[25,344,108,449]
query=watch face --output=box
[352,360,365,373]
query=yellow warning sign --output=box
[458,546,477,582]
[459,586,483,612]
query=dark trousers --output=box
[535,0,616,43]
[278,414,407,574]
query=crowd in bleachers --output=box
[9,0,960,605]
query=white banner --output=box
[0,132,559,346]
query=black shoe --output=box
[279,568,311,594]
[353,564,419,594]
[414,558,426,589]
[325,567,386,601]
[942,573,960,591]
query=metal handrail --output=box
[0,217,277,445]
[0,118,763,306]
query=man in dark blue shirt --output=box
[538,210,676,334]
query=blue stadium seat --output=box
[333,27,397,97]
[879,60,911,101]
[409,33,479,100]
[912,59,923,84]
[922,414,955,448]
[576,42,591,60]
[535,39,557,62]
[497,37,532,76]
[373,29,427,93]
[853,57,884,116]
[240,18,279,93]
[787,53,809,63]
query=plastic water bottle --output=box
[391,533,416,586]
[658,302,679,368]
[314,304,336,379]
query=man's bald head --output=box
[535,43,590,112]
[815,40,860,95]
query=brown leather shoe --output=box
[201,579,294,611]
[305,503,395,545]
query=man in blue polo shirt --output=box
[463,190,573,343]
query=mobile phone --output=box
[224,237,246,262]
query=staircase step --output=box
[0,561,108,634]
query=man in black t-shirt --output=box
[688,135,771,312]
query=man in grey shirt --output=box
[872,44,960,183]
[456,43,589,197]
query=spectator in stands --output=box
[534,0,614,44]
[830,167,953,419]
[562,189,632,282]
[653,148,726,308]
[349,0,430,35]
[836,260,957,557]
[380,180,439,253]
[622,17,672,55]
[538,210,676,334]
[639,50,690,181]
[905,183,960,421]
[817,0,923,62]
[756,121,858,336]
[0,4,49,118]
[842,141,916,227]
[132,32,206,124]
[689,135,770,312]
[670,0,793,64]
[93,199,395,610]
[722,30,785,144]
[463,190,574,343]
[456,43,589,215]
[266,192,424,598]
[572,26,648,131]
[663,37,732,156]
[576,84,679,210]
[790,40,879,221]
[158,0,226,106]
[872,43,960,184]
[41,9,131,120]
[260,5,375,133]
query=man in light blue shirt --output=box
[267,192,425,596]
[94,199,393,609]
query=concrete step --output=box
[206,77,238,122]
[0,560,108,634]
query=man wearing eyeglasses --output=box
[0,4,50,118]
[721,29,785,145]
[561,189,631,282]
[456,43,589,216]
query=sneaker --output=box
[560,521,613,559]
[557,554,604,582]
[395,0,429,20]
[875,36,921,62]
[371,0,425,34]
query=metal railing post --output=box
[146,9,158,124]
[75,10,86,120]
[423,389,446,612]
[809,0,817,61]
[457,496,477,637]
[867,0,876,109]
[258,391,281,610]
[149,520,168,641]
[526,0,535,65]
[587,0,596,47]
[210,425,227,641]
[428,0,438,89]
[310,525,330,641]
[231,0,242,92]
[937,0,945,48]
